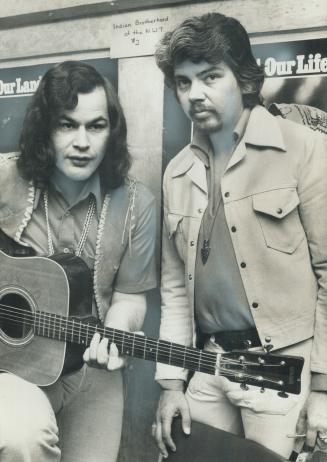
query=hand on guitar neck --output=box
[83,291,146,371]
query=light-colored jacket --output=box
[156,105,327,382]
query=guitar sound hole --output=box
[0,293,32,339]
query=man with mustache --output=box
[153,12,327,460]
[0,60,156,462]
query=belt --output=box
[203,328,261,351]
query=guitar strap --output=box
[0,229,35,257]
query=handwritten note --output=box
[110,11,172,58]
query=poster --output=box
[163,37,327,167]
[254,38,327,111]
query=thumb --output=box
[180,403,191,435]
[296,406,307,435]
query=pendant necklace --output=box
[43,190,96,257]
[200,191,222,265]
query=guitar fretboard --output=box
[31,310,217,375]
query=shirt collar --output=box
[34,172,103,219]
[190,108,251,166]
[190,105,286,167]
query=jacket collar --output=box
[170,106,286,193]
[244,105,286,151]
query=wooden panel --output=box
[118,56,164,462]
[0,1,202,26]
[119,55,164,211]
[0,0,326,62]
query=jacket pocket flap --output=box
[253,189,300,219]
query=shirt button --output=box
[240,262,246,268]
[190,241,195,246]
[276,208,283,214]
[224,192,230,198]
[265,336,272,343]
[252,302,259,308]
[198,208,203,214]
[65,211,71,217]
[188,274,193,280]
[231,226,237,233]
[63,248,70,253]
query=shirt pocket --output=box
[252,188,305,254]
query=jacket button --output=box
[277,208,283,214]
[240,262,246,268]
[231,226,237,232]
[198,208,203,214]
[224,192,230,198]
[265,336,271,343]
[188,274,193,280]
[252,302,259,308]
[190,241,195,246]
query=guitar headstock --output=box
[220,350,304,395]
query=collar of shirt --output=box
[190,105,286,166]
[190,109,251,216]
[33,172,103,219]
[190,108,250,164]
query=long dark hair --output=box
[155,13,265,108]
[18,60,130,190]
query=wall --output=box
[0,1,326,461]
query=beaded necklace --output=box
[43,190,96,257]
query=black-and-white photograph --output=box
[0,1,326,461]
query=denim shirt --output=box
[156,105,327,382]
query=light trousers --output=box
[185,338,312,459]
[0,365,123,462]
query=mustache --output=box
[189,104,213,116]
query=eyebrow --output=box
[58,115,108,125]
[174,64,223,79]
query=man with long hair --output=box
[0,60,156,462]
[152,13,327,459]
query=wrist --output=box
[158,379,185,391]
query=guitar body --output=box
[0,250,92,386]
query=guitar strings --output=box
[0,303,217,369]
[0,303,282,369]
[0,304,288,385]
[0,302,248,366]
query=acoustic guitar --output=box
[0,250,303,394]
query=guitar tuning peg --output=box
[263,336,274,354]
[242,339,252,350]
[278,391,289,398]
[240,382,249,391]
[264,344,274,354]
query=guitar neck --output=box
[33,311,217,375]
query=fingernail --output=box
[184,428,191,435]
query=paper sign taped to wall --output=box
[110,10,172,58]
